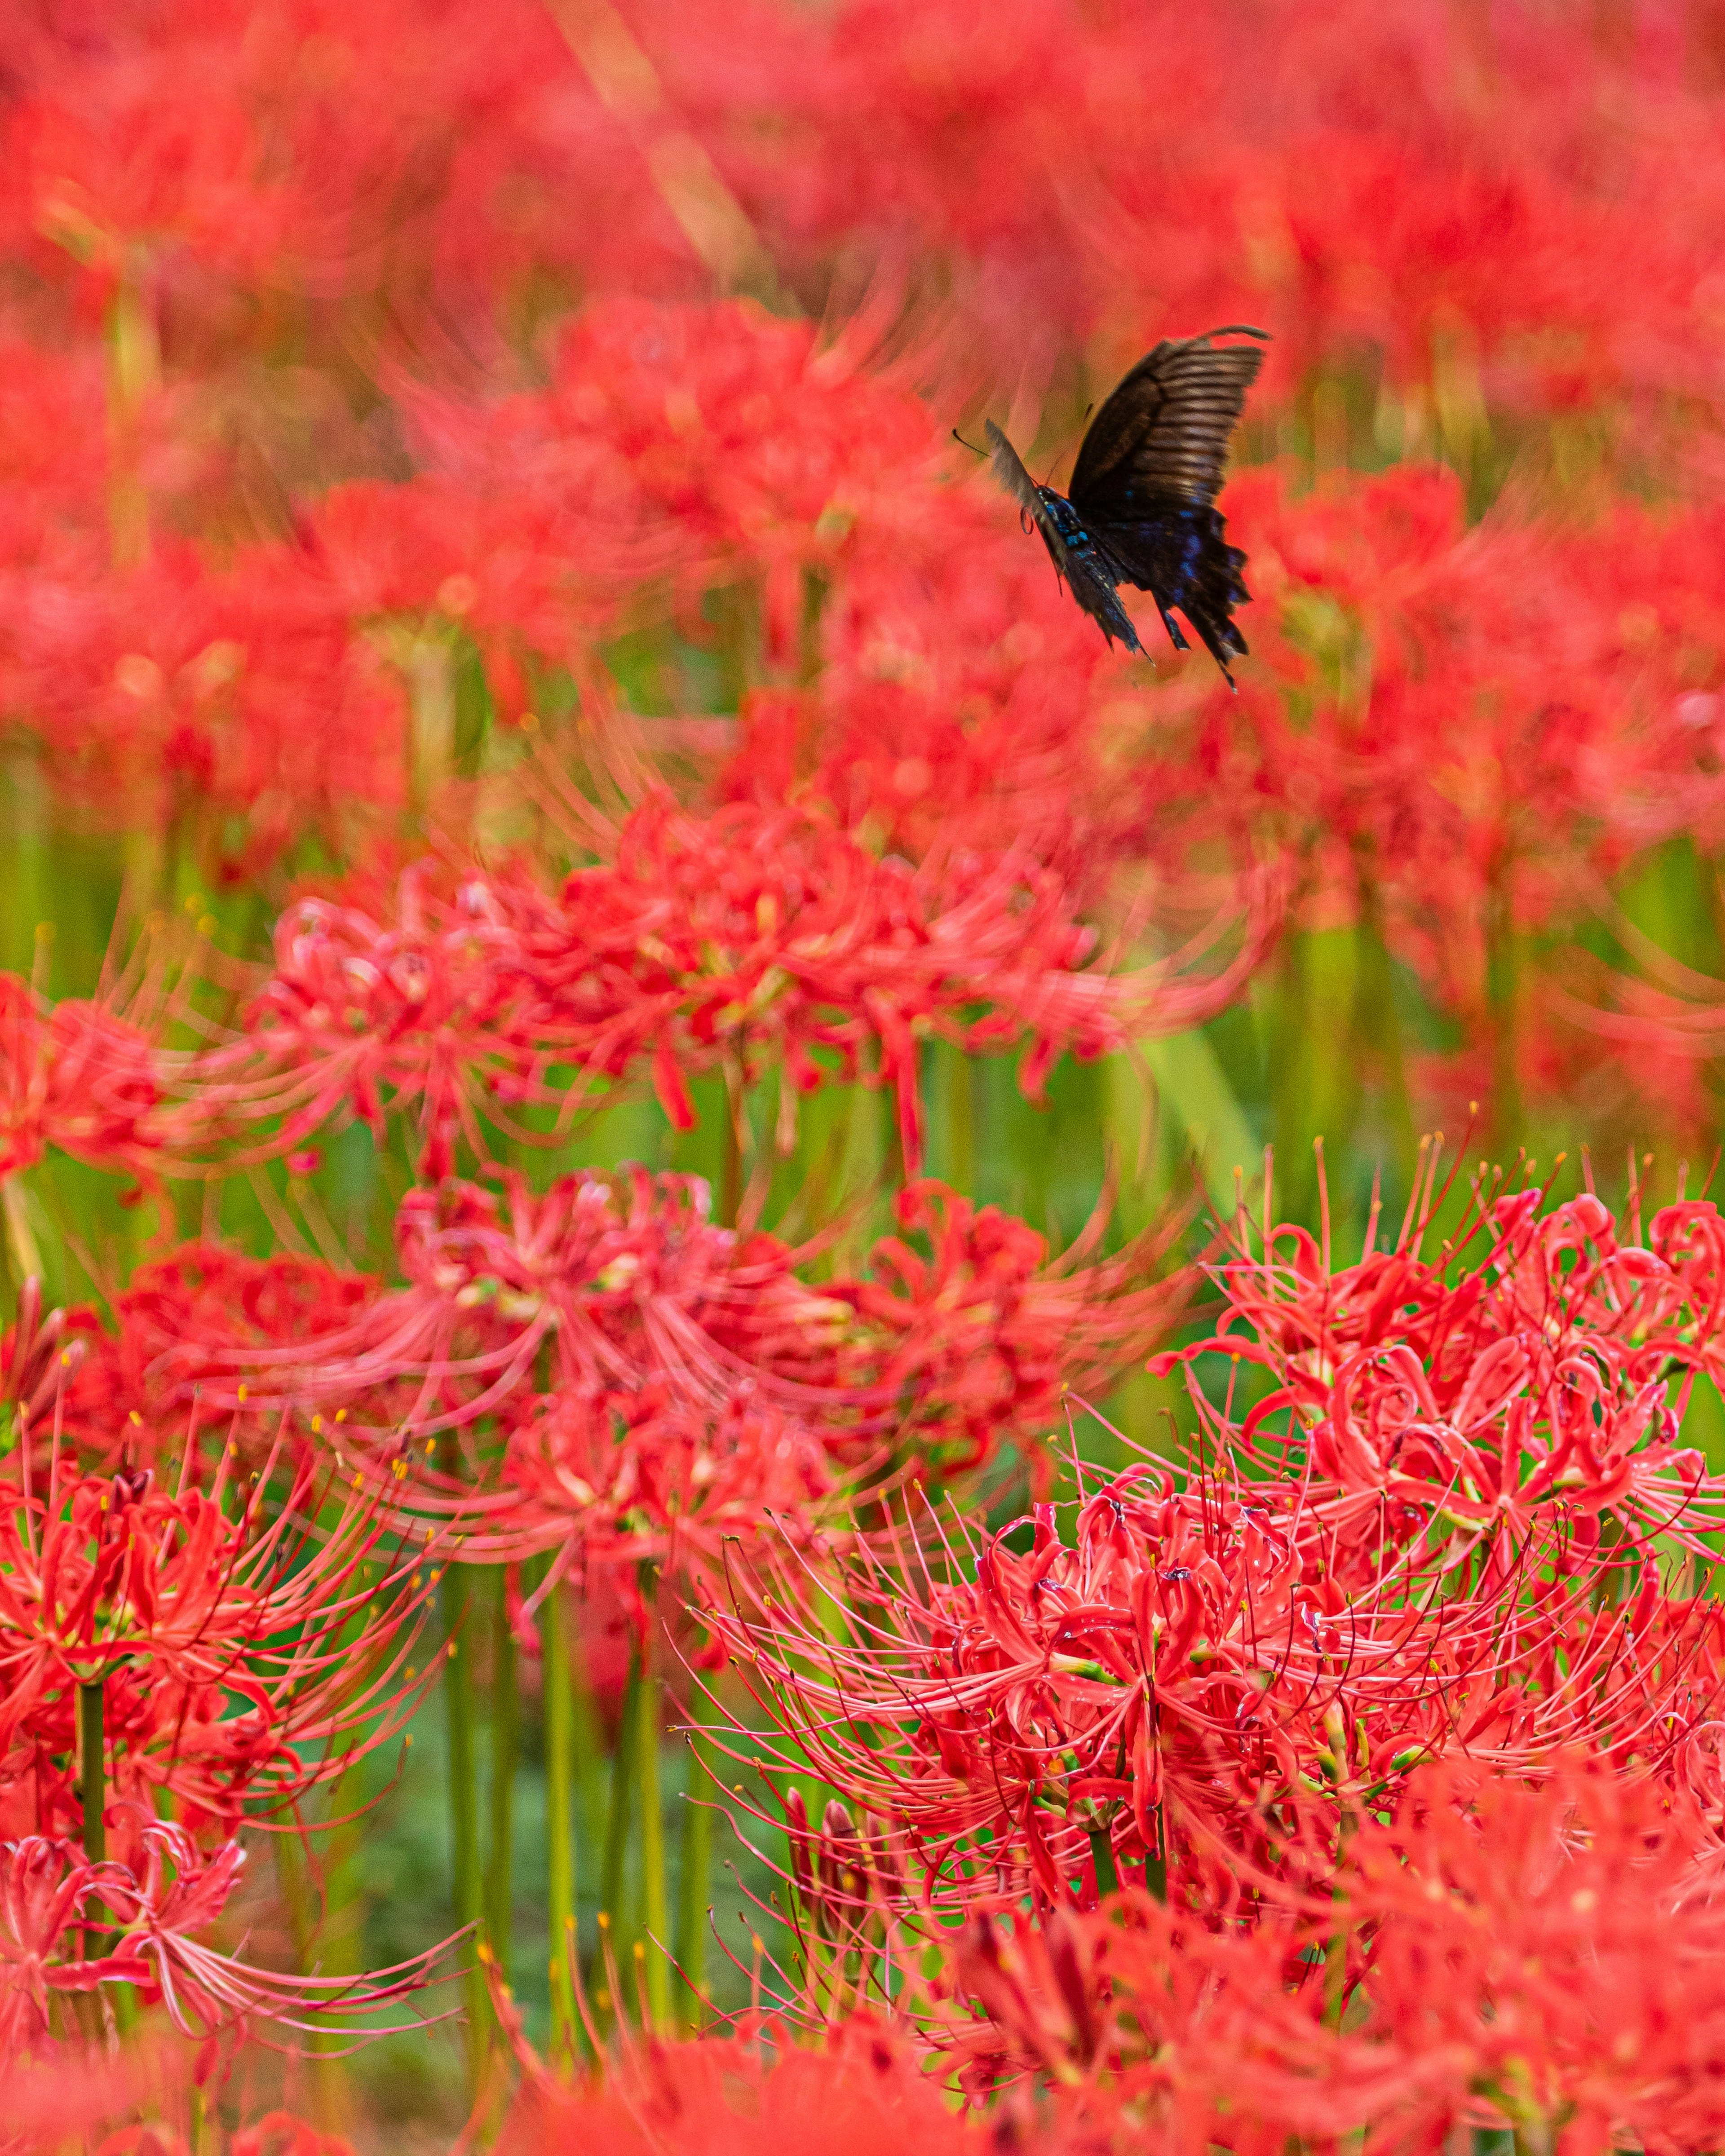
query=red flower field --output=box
[6,5,1725,2152]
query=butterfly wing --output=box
[985,420,1063,561]
[1069,326,1269,519]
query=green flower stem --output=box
[441,1560,487,2088]
[485,1569,518,1979]
[1088,1824,1120,1900]
[1484,853,1522,1154]
[1323,1809,1360,2027]
[105,260,159,570]
[542,1574,579,2055]
[879,1066,905,1195]
[951,1047,974,1195]
[276,1827,316,1968]
[1353,872,1417,1174]
[674,1687,718,2031]
[634,1652,672,2031]
[2,1180,43,1304]
[721,1083,743,1230]
[79,1680,105,1864]
[275,1828,348,2129]
[406,636,456,822]
[80,1675,136,2034]
[3,746,45,974]
[596,1652,642,2019]
[571,1640,608,1865]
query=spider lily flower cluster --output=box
[197,799,1269,1183]
[715,1175,1725,1928]
[0,1434,440,1844]
[0,1824,451,2065]
[0,1376,457,2076]
[15,1171,1181,1599]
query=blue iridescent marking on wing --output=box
[1038,491,1145,654]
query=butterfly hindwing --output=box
[1095,503,1253,678]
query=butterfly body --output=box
[1014,482,1146,654]
[985,325,1268,685]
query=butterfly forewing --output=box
[1069,327,1268,520]
[984,420,1065,564]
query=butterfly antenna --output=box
[951,426,987,457]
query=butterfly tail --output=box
[1176,518,1252,689]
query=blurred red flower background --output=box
[8,4,1725,2154]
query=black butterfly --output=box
[983,325,1269,686]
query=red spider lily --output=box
[93,1817,454,2048]
[1566,970,1725,1118]
[7,80,297,297]
[1158,1170,1725,1570]
[1141,461,1725,1131]
[92,1169,856,1455]
[0,2,715,323]
[405,296,943,641]
[301,473,683,730]
[0,976,181,1192]
[0,336,110,554]
[925,1893,1393,2145]
[0,1820,455,2066]
[702,0,1723,434]
[411,296,1271,902]
[712,1348,1725,1919]
[824,1179,1191,1479]
[0,1250,376,1494]
[0,515,414,874]
[493,1995,976,2156]
[911,1756,1725,2154]
[1,1280,97,1454]
[0,1437,439,1846]
[0,1831,141,2061]
[11,539,410,875]
[1103,133,1694,430]
[110,1171,1183,1497]
[36,1175,1183,1647]
[1329,1758,1725,2156]
[14,0,1714,448]
[480,1380,836,1600]
[181,793,1271,1181]
[712,1475,1359,1920]
[718,476,1267,923]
